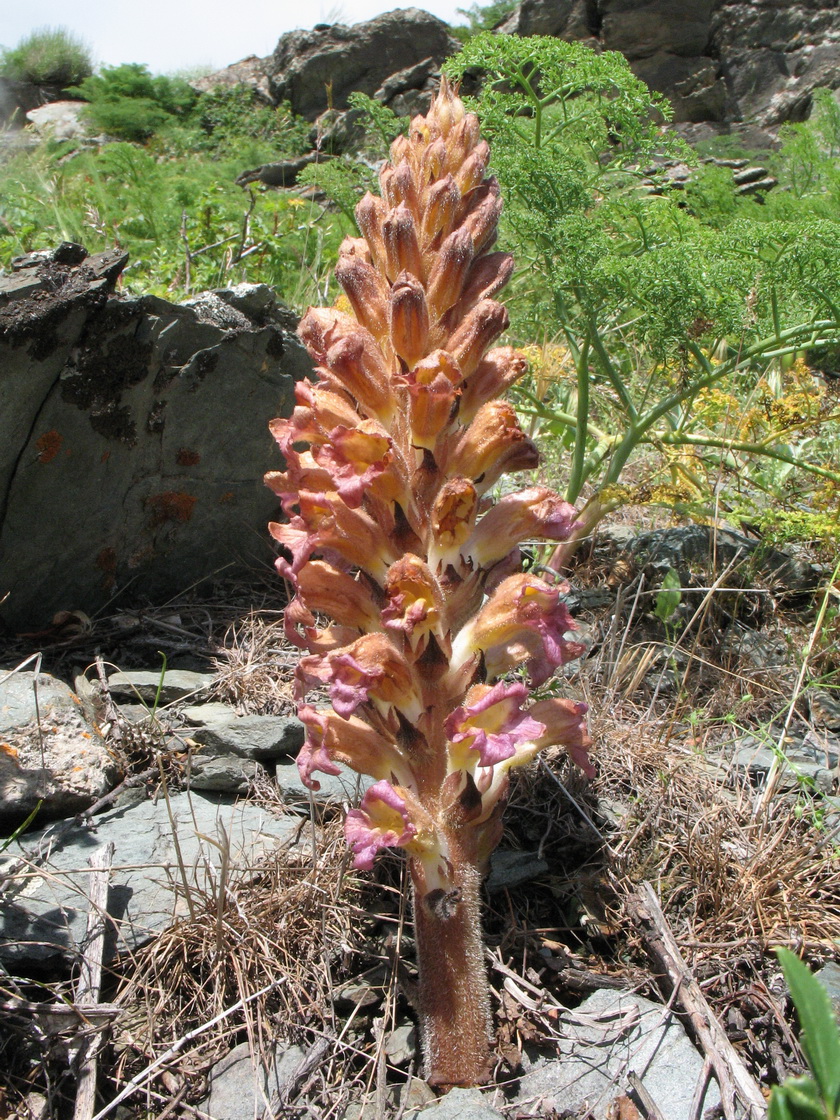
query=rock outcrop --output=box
[196,8,459,132]
[499,0,840,127]
[0,245,311,632]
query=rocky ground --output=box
[1,522,839,1120]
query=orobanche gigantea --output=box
[267,78,593,1088]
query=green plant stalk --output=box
[568,337,590,503]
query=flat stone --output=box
[0,671,118,825]
[188,755,259,794]
[273,761,373,806]
[729,735,839,795]
[486,849,548,894]
[0,791,300,966]
[513,988,720,1120]
[416,1088,504,1120]
[202,1041,305,1120]
[0,273,45,301]
[182,703,304,759]
[107,670,215,705]
[815,962,840,1019]
[384,1021,417,1066]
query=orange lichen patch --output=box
[101,450,111,463]
[96,547,117,573]
[0,742,18,758]
[146,491,198,525]
[176,448,201,466]
[218,491,235,504]
[36,430,63,463]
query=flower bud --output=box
[459,347,528,423]
[452,253,514,320]
[464,487,581,569]
[295,559,382,633]
[447,299,510,379]
[429,478,478,570]
[325,332,395,421]
[451,573,585,685]
[447,401,538,493]
[356,191,388,274]
[421,173,461,246]
[455,139,490,195]
[390,273,430,368]
[335,237,390,339]
[382,554,444,652]
[459,178,503,254]
[382,158,419,215]
[427,227,475,319]
[383,202,423,282]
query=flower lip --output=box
[445,681,546,770]
[344,780,418,870]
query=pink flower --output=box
[451,574,585,685]
[381,555,444,652]
[446,401,539,494]
[345,781,419,870]
[297,633,421,722]
[445,682,546,770]
[463,488,581,569]
[296,706,415,790]
[528,697,594,777]
[269,491,397,582]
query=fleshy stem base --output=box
[411,856,493,1088]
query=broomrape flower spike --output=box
[267,78,593,1090]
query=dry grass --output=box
[2,550,840,1116]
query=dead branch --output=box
[626,881,767,1120]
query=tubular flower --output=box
[266,78,592,1090]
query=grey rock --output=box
[182,703,304,759]
[719,626,790,669]
[729,734,839,795]
[384,1021,417,1066]
[0,273,46,301]
[815,962,840,1020]
[190,56,274,104]
[202,1041,305,1120]
[599,524,819,593]
[267,9,460,120]
[235,152,325,189]
[0,671,118,825]
[513,988,720,1120]
[273,761,373,805]
[499,0,840,129]
[0,790,300,965]
[188,755,260,793]
[486,849,548,893]
[179,292,253,331]
[107,670,215,705]
[416,1088,504,1120]
[601,0,713,62]
[0,245,311,632]
[499,0,596,41]
[25,100,91,141]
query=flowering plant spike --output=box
[268,79,593,1089]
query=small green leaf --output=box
[770,1076,829,1120]
[654,568,682,623]
[777,948,840,1117]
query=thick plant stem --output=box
[411,858,492,1088]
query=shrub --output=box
[68,63,197,141]
[0,26,93,87]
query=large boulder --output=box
[498,0,840,128]
[0,245,311,632]
[0,671,118,825]
[266,8,461,120]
